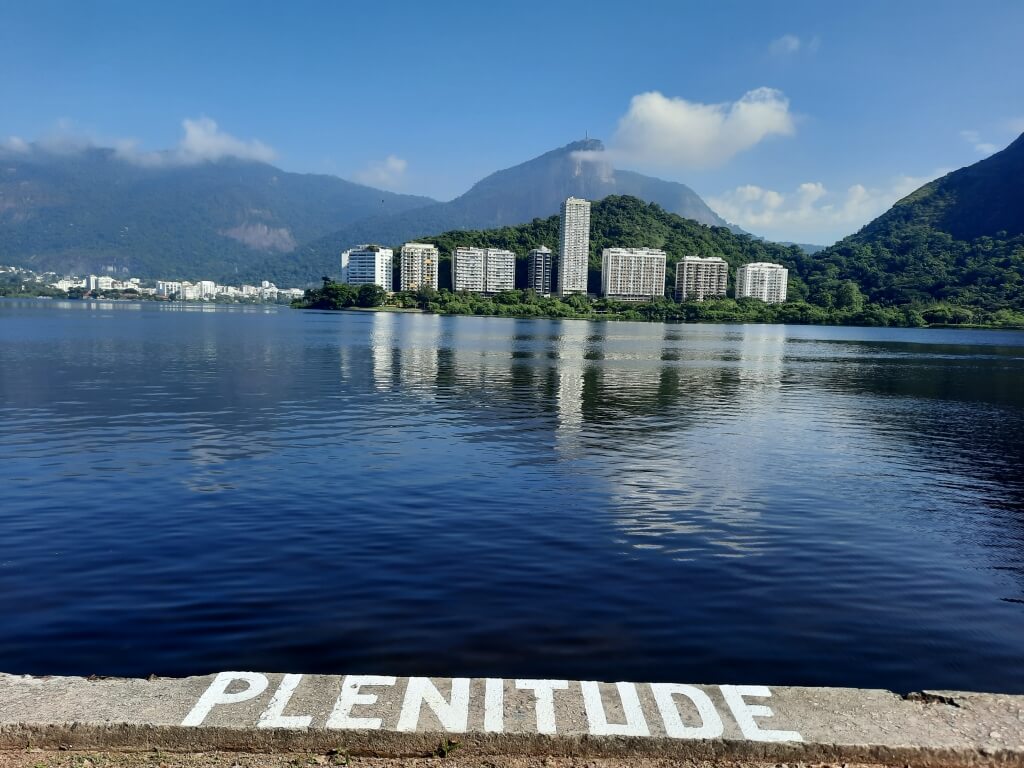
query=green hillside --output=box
[407,195,803,295]
[792,134,1024,311]
[302,189,1024,327]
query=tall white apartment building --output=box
[452,247,486,292]
[601,248,667,301]
[341,245,394,291]
[484,248,515,293]
[558,196,591,296]
[452,247,515,294]
[400,243,440,291]
[527,246,554,295]
[675,256,729,302]
[198,280,217,298]
[736,262,789,304]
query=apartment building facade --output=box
[527,246,554,295]
[601,247,667,301]
[400,243,440,291]
[675,255,729,301]
[452,247,515,294]
[558,196,591,296]
[736,262,789,304]
[341,245,394,290]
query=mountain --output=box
[276,139,736,284]
[0,146,435,280]
[792,133,1024,310]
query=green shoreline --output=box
[293,298,1024,331]
[292,282,1024,330]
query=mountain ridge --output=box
[790,132,1024,311]
[0,138,739,283]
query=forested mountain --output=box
[269,139,738,284]
[793,133,1024,310]
[0,146,434,280]
[0,139,739,285]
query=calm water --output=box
[1,298,1023,693]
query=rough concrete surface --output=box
[0,751,896,768]
[1,674,1022,767]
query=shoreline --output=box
[2,672,1022,765]
[293,304,1024,331]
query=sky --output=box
[1,0,1022,244]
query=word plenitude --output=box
[183,673,803,743]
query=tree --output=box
[356,283,387,308]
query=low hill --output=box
[793,133,1024,310]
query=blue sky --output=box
[2,0,1022,244]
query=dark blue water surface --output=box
[1,298,1023,692]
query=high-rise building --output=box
[452,247,516,294]
[527,246,554,295]
[675,256,729,302]
[558,196,591,296]
[452,247,486,293]
[341,245,394,290]
[484,248,515,293]
[601,248,667,301]
[400,243,440,291]
[736,262,788,304]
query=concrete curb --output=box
[2,673,1022,766]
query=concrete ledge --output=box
[1,673,1022,766]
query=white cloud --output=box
[769,34,820,56]
[580,88,795,172]
[1,136,30,153]
[117,117,276,166]
[178,117,275,163]
[709,171,945,244]
[770,34,801,55]
[353,154,408,189]
[960,129,997,155]
[2,117,276,166]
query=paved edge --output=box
[1,673,1022,767]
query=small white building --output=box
[736,262,789,304]
[601,248,667,301]
[341,245,394,291]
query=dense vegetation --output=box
[790,133,1024,311]
[296,283,1024,328]
[297,165,1024,327]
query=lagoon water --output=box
[1,298,1023,692]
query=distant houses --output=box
[338,197,789,305]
